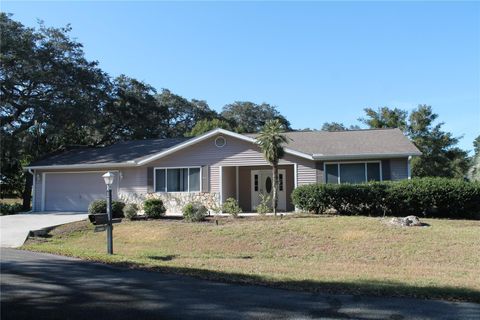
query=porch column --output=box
[294,163,299,212]
[294,163,298,188]
[235,166,239,202]
[219,166,223,205]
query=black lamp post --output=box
[102,172,115,255]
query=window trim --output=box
[153,166,202,193]
[323,161,383,184]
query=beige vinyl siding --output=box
[297,161,317,185]
[210,166,220,193]
[118,167,148,194]
[147,135,317,191]
[390,158,409,180]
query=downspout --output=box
[407,156,412,180]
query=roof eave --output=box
[25,162,137,170]
[312,152,422,161]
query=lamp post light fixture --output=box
[102,172,115,254]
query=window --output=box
[189,168,200,192]
[367,163,381,181]
[279,174,284,191]
[254,174,259,191]
[154,167,201,192]
[325,162,381,184]
[155,169,166,192]
[325,164,339,184]
[340,163,365,184]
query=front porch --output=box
[219,165,295,212]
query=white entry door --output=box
[251,170,286,211]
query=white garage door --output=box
[44,172,118,211]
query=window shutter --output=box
[147,167,154,193]
[201,165,209,192]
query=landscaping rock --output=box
[390,215,423,227]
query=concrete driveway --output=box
[0,212,88,248]
[2,249,479,320]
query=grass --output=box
[0,198,22,205]
[23,214,480,302]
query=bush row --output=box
[291,178,480,219]
[88,197,244,223]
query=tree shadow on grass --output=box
[147,254,177,261]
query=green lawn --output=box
[23,215,480,302]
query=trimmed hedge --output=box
[291,178,480,219]
[88,199,125,218]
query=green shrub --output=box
[143,198,166,219]
[255,194,271,215]
[222,197,242,218]
[123,203,139,220]
[291,184,332,214]
[0,203,23,215]
[88,199,125,218]
[182,202,208,222]
[291,178,480,219]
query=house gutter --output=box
[25,162,137,170]
[312,152,422,161]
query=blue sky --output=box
[3,1,479,152]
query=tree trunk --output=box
[22,171,33,211]
[272,164,278,216]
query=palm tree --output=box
[256,119,289,216]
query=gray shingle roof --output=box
[30,138,189,166]
[248,128,421,157]
[29,128,420,167]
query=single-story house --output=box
[26,128,421,213]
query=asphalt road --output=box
[1,249,479,320]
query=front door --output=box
[251,170,286,211]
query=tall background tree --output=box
[321,122,360,131]
[221,102,291,133]
[1,13,111,208]
[256,119,288,216]
[185,118,233,137]
[359,105,469,179]
[359,107,408,132]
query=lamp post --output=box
[102,172,115,255]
